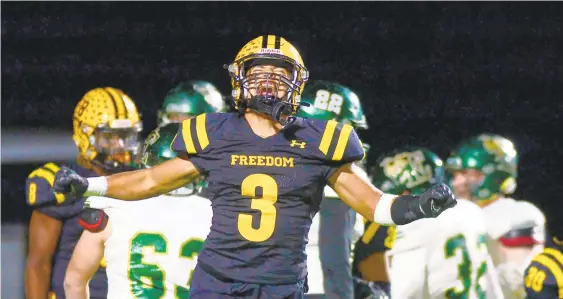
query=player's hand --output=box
[53,166,89,198]
[418,183,457,218]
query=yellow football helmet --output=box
[226,35,309,114]
[72,87,143,172]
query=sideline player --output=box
[297,80,370,298]
[370,148,503,298]
[446,133,546,299]
[25,87,142,298]
[64,123,212,299]
[53,35,456,298]
[523,219,563,299]
[157,80,226,126]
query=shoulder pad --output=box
[171,112,228,156]
[307,119,365,163]
[79,208,109,232]
[26,162,65,206]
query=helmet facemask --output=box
[89,120,142,173]
[228,55,309,125]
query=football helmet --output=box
[297,80,369,129]
[226,35,309,121]
[371,148,446,195]
[158,80,226,126]
[141,123,206,196]
[297,80,370,154]
[72,87,142,173]
[446,133,518,203]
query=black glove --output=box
[53,166,89,198]
[418,183,457,217]
[390,183,457,225]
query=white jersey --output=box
[87,194,213,299]
[386,200,503,299]
[481,197,545,299]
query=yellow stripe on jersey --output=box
[28,163,65,204]
[319,120,338,155]
[332,123,353,161]
[43,162,61,173]
[182,118,197,154]
[533,253,563,298]
[195,114,209,151]
[362,222,381,244]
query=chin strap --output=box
[245,96,310,128]
[246,96,294,125]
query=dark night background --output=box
[2,2,562,230]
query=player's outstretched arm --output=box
[329,163,457,225]
[54,155,200,201]
[64,219,110,299]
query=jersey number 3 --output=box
[238,173,278,242]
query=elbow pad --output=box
[78,208,108,232]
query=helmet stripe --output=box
[104,87,127,120]
[261,35,268,48]
[274,36,281,49]
[101,88,119,119]
[267,35,276,48]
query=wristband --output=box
[84,177,108,197]
[373,193,396,225]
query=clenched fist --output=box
[418,183,457,218]
[53,166,89,198]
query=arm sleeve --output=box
[26,163,75,219]
[171,113,221,174]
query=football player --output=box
[25,87,142,299]
[446,133,546,299]
[297,80,370,298]
[523,220,563,299]
[53,35,456,299]
[157,80,226,126]
[369,148,503,299]
[64,123,212,299]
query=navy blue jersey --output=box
[171,112,364,285]
[524,246,563,299]
[26,162,107,299]
[352,220,396,276]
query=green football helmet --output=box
[297,80,368,129]
[296,80,370,155]
[140,123,206,196]
[158,80,226,126]
[446,133,518,202]
[371,148,445,195]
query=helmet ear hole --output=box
[500,177,517,194]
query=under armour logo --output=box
[290,140,306,149]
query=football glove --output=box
[418,183,457,218]
[53,166,89,198]
[391,183,457,225]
